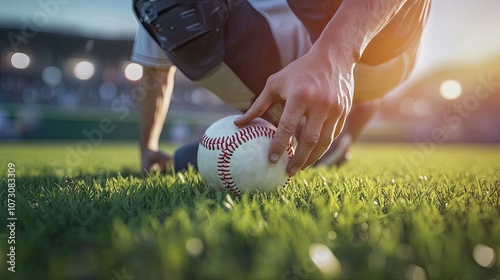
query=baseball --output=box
[197,115,294,195]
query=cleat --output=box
[173,141,199,172]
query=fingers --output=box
[141,149,172,173]
[287,120,322,174]
[156,151,171,172]
[302,108,348,168]
[333,113,347,139]
[302,117,337,168]
[233,90,274,127]
[269,101,305,169]
[233,72,351,176]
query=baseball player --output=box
[131,0,431,174]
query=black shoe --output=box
[173,141,199,172]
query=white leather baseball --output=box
[197,115,293,195]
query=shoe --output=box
[173,141,199,172]
[315,100,379,167]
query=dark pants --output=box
[286,0,431,64]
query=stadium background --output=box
[0,0,499,143]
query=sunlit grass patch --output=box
[0,143,499,279]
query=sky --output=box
[1,0,500,75]
[414,0,500,75]
[0,0,138,39]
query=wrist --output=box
[312,15,363,66]
[140,140,159,152]
[309,23,359,77]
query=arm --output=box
[139,65,177,172]
[235,0,407,175]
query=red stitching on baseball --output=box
[215,126,293,195]
[200,125,294,195]
[200,132,229,151]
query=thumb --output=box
[234,90,274,127]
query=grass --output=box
[0,142,499,280]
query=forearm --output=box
[139,66,176,151]
[312,0,408,66]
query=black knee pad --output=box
[133,0,230,80]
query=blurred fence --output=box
[1,28,499,143]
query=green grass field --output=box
[0,142,499,280]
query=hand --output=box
[234,49,354,175]
[141,148,172,173]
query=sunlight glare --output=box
[439,80,462,100]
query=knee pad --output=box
[133,0,230,80]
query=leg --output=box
[286,0,431,62]
[286,0,343,43]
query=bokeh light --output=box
[413,98,432,117]
[124,62,143,81]
[185,238,204,257]
[42,66,63,87]
[473,244,496,268]
[11,52,31,69]
[308,243,341,277]
[404,264,427,280]
[74,61,95,80]
[439,80,462,100]
[98,82,117,101]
